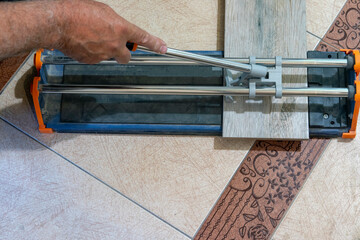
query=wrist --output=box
[42,0,69,50]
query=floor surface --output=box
[1,1,359,239]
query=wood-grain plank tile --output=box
[223,0,308,139]
[0,119,189,240]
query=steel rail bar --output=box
[39,84,349,98]
[137,46,269,77]
[41,55,349,68]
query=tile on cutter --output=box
[272,120,360,239]
[0,119,188,240]
[306,0,347,49]
[0,55,254,236]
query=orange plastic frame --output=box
[34,49,44,73]
[32,49,53,133]
[341,49,360,139]
[30,77,53,134]
[31,48,359,137]
[131,43,138,51]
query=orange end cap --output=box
[31,76,54,134]
[34,49,44,73]
[341,49,360,139]
[132,43,138,51]
[342,131,356,139]
[39,128,54,134]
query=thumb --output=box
[127,22,167,54]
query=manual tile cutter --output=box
[30,44,360,138]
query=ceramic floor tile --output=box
[306,0,347,50]
[99,0,224,50]
[0,119,189,240]
[0,1,237,233]
[195,139,329,240]
[306,31,325,51]
[272,120,360,239]
[0,55,254,236]
[315,0,360,51]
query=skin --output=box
[0,0,167,64]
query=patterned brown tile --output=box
[194,140,329,240]
[0,54,28,91]
[316,0,360,51]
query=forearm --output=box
[0,0,166,63]
[0,0,63,60]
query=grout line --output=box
[311,0,348,49]
[306,31,340,51]
[306,0,347,51]
[0,116,192,239]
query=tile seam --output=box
[0,116,192,239]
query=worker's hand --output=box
[56,0,167,64]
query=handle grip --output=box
[126,42,138,51]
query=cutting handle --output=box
[136,46,268,78]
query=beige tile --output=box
[0,55,253,236]
[0,119,189,240]
[306,0,347,50]
[98,0,224,50]
[307,32,322,51]
[273,119,360,239]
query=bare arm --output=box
[0,0,167,64]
